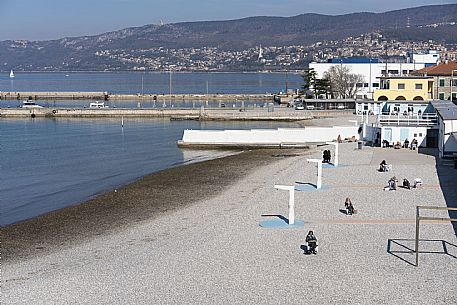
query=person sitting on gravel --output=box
[326,150,331,163]
[403,138,410,148]
[347,202,355,215]
[323,150,331,163]
[384,177,397,191]
[305,230,318,254]
[345,197,352,209]
[403,178,411,190]
[379,160,387,172]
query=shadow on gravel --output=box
[424,148,457,236]
[260,214,289,223]
[295,181,317,188]
[387,238,457,266]
[339,209,348,215]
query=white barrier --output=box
[325,141,339,167]
[307,159,322,189]
[274,185,295,225]
[180,126,359,146]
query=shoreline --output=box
[4,143,457,304]
[2,148,303,263]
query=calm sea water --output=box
[1,72,303,108]
[2,71,303,94]
[1,72,301,226]
[0,118,295,226]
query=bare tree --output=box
[324,66,364,99]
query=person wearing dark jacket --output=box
[305,230,318,254]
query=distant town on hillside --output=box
[1,4,456,72]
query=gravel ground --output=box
[3,143,456,304]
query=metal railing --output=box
[415,206,457,266]
[378,113,438,126]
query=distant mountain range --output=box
[1,4,456,72]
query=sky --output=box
[0,0,453,41]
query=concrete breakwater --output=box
[0,108,314,121]
[178,126,359,148]
[1,91,109,101]
[1,91,275,101]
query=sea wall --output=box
[0,91,274,101]
[178,126,359,148]
[0,108,315,121]
[0,108,201,118]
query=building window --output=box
[356,83,363,88]
[452,79,457,87]
[439,79,445,87]
[398,83,405,89]
[415,83,423,90]
[439,93,445,100]
[419,133,423,137]
[414,133,417,137]
[364,83,369,87]
[372,83,379,88]
[388,70,399,75]
[402,70,408,75]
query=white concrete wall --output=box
[181,126,359,145]
[443,119,457,155]
[412,53,440,65]
[364,124,380,143]
[356,101,384,115]
[381,126,428,147]
[309,62,426,99]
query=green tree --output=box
[301,68,317,98]
[314,77,332,99]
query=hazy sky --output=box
[0,0,453,41]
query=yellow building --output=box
[373,76,434,101]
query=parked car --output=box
[306,105,315,110]
[295,103,305,110]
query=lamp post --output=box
[451,70,457,102]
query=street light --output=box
[451,69,457,102]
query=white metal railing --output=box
[378,113,438,126]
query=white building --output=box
[309,61,426,100]
[431,100,457,158]
[309,52,440,100]
[362,100,455,152]
[410,50,440,66]
[356,100,431,116]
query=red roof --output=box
[416,61,457,76]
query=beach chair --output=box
[382,164,392,172]
[414,178,423,188]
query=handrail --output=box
[378,113,438,126]
[415,206,457,266]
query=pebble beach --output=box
[2,142,457,304]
